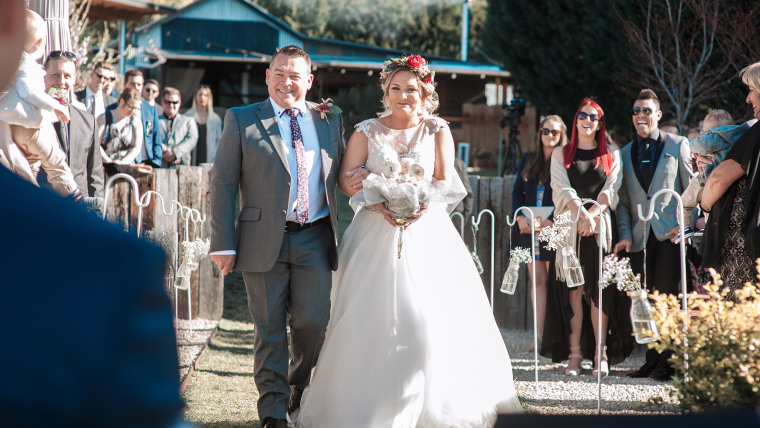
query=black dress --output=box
[540,148,634,365]
[195,122,207,165]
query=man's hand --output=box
[345,166,369,190]
[516,216,532,234]
[613,238,632,255]
[666,225,679,243]
[162,148,176,163]
[211,254,236,276]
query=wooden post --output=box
[198,163,224,320]
[176,165,204,320]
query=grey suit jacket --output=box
[616,131,692,252]
[209,99,345,272]
[159,114,198,167]
[41,106,105,198]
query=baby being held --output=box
[7,10,82,200]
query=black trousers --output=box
[625,229,684,367]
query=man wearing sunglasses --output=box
[159,87,197,167]
[142,79,163,116]
[614,88,693,381]
[75,61,117,119]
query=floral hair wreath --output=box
[380,54,435,85]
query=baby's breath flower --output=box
[509,247,532,265]
[182,238,210,264]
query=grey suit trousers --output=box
[242,222,333,421]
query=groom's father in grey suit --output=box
[209,46,366,428]
[614,88,692,381]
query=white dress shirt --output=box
[85,86,105,118]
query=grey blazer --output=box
[209,100,345,272]
[616,131,692,252]
[159,114,198,167]
[52,106,104,198]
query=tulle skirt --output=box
[297,205,523,428]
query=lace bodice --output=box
[356,117,446,179]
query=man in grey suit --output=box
[613,88,692,381]
[42,53,104,202]
[209,46,366,428]
[159,87,197,168]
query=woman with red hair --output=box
[541,98,633,377]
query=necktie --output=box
[638,138,653,190]
[285,108,309,225]
[89,95,96,115]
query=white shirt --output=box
[85,86,105,118]
[210,98,328,256]
[133,102,149,163]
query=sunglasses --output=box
[576,112,600,121]
[163,99,179,105]
[47,50,77,61]
[632,107,655,116]
[198,84,210,88]
[540,128,560,136]
[144,87,158,93]
[95,72,116,82]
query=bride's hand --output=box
[370,202,399,227]
[401,203,428,229]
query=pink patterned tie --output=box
[285,108,309,225]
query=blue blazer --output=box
[106,99,163,167]
[512,152,554,211]
[0,167,183,426]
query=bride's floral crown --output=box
[380,54,435,85]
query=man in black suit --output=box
[74,61,117,119]
[41,52,104,203]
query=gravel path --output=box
[501,329,682,415]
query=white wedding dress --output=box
[297,117,523,428]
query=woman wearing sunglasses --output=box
[542,98,632,377]
[511,114,567,353]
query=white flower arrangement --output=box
[364,159,431,220]
[509,247,533,265]
[537,210,573,250]
[181,238,210,265]
[600,254,643,292]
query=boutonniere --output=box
[312,98,342,123]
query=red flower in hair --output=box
[423,74,433,84]
[407,55,423,69]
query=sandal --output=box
[564,345,582,376]
[527,334,543,353]
[592,347,609,377]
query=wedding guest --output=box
[142,78,163,116]
[75,61,117,118]
[184,85,222,164]
[543,98,629,377]
[109,68,162,168]
[160,87,198,168]
[511,114,567,353]
[105,71,120,98]
[40,49,104,211]
[699,62,760,299]
[97,88,143,173]
[5,10,85,202]
[686,127,702,141]
[614,89,692,381]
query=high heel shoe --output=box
[592,347,609,377]
[564,345,582,376]
[526,334,543,353]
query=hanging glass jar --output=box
[174,262,191,291]
[500,261,520,294]
[561,247,584,287]
[630,289,659,344]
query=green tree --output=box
[484,0,637,139]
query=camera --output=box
[499,98,526,129]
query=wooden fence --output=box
[104,165,223,322]
[466,174,534,330]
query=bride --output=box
[296,55,523,428]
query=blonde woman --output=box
[185,85,222,164]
